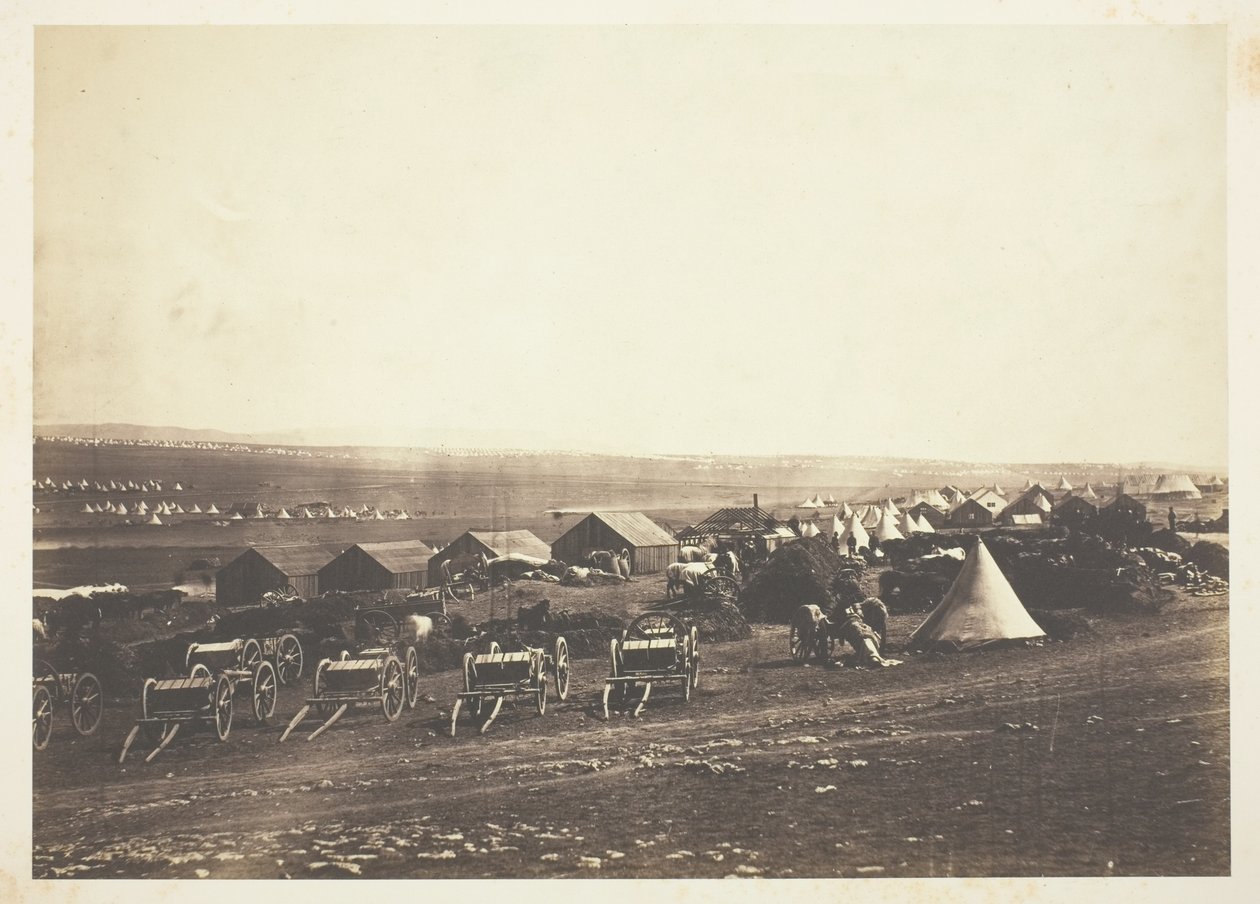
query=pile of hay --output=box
[738,537,847,623]
[1028,608,1094,641]
[1186,541,1229,579]
[1147,529,1192,554]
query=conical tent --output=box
[172,503,184,514]
[872,512,904,542]
[276,508,292,519]
[907,539,1045,652]
[1152,474,1202,499]
[1080,483,1098,499]
[801,520,820,537]
[992,484,1005,496]
[174,483,184,491]
[899,512,919,534]
[189,503,202,513]
[230,512,244,520]
[116,503,129,515]
[1023,478,1034,490]
[300,507,313,518]
[147,513,163,525]
[861,506,881,528]
[838,502,853,519]
[841,514,871,549]
[882,499,901,517]
[395,511,410,520]
[914,513,935,533]
[1056,476,1073,491]
[810,494,825,508]
[798,497,819,508]
[824,494,837,506]
[205,503,220,515]
[80,503,94,513]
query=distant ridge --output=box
[33,422,1225,477]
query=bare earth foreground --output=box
[33,594,1228,879]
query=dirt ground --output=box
[32,585,1228,879]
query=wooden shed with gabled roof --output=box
[677,506,797,553]
[550,511,679,575]
[215,544,335,605]
[318,540,436,593]
[427,529,552,585]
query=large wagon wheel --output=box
[702,574,739,603]
[70,672,104,736]
[607,638,626,704]
[34,659,60,689]
[404,645,421,710]
[535,668,548,716]
[461,651,483,719]
[312,662,337,717]
[32,684,53,751]
[140,678,167,745]
[552,636,571,702]
[241,638,263,671]
[379,655,405,723]
[360,610,400,645]
[274,634,303,686]
[251,660,278,725]
[788,621,814,663]
[283,584,298,599]
[688,626,701,691]
[212,674,233,741]
[682,635,692,703]
[627,612,686,640]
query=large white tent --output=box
[907,539,1045,652]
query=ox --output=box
[665,561,714,599]
[401,614,434,645]
[678,545,709,563]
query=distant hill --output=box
[32,422,1225,482]
[34,423,307,446]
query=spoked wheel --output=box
[702,575,739,602]
[688,626,700,691]
[213,674,233,741]
[360,610,400,646]
[283,584,298,598]
[789,622,813,663]
[32,684,53,751]
[313,663,337,718]
[535,669,548,716]
[241,638,263,671]
[627,612,686,640]
[380,656,405,722]
[608,638,626,704]
[552,636,571,701]
[404,645,420,709]
[682,636,692,703]
[274,634,303,686]
[251,660,278,725]
[70,672,104,736]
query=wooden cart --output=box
[449,636,571,736]
[32,659,104,751]
[602,613,699,719]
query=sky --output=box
[33,25,1228,466]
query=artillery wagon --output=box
[120,637,281,763]
[280,612,422,742]
[449,635,571,736]
[32,659,104,751]
[602,612,699,719]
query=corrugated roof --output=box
[354,540,435,574]
[466,530,552,561]
[250,545,336,575]
[584,512,678,548]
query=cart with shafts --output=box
[32,659,104,751]
[119,637,279,763]
[280,611,422,741]
[450,635,571,736]
[602,612,699,719]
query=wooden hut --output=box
[1053,494,1098,529]
[550,512,678,575]
[905,501,948,530]
[318,540,435,593]
[215,545,334,605]
[427,529,552,585]
[945,497,995,528]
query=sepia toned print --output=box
[30,23,1229,880]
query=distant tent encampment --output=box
[1056,476,1073,491]
[907,539,1046,652]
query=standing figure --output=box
[847,533,857,557]
[1168,506,1178,533]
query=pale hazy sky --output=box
[34,25,1227,465]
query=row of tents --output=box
[35,477,185,493]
